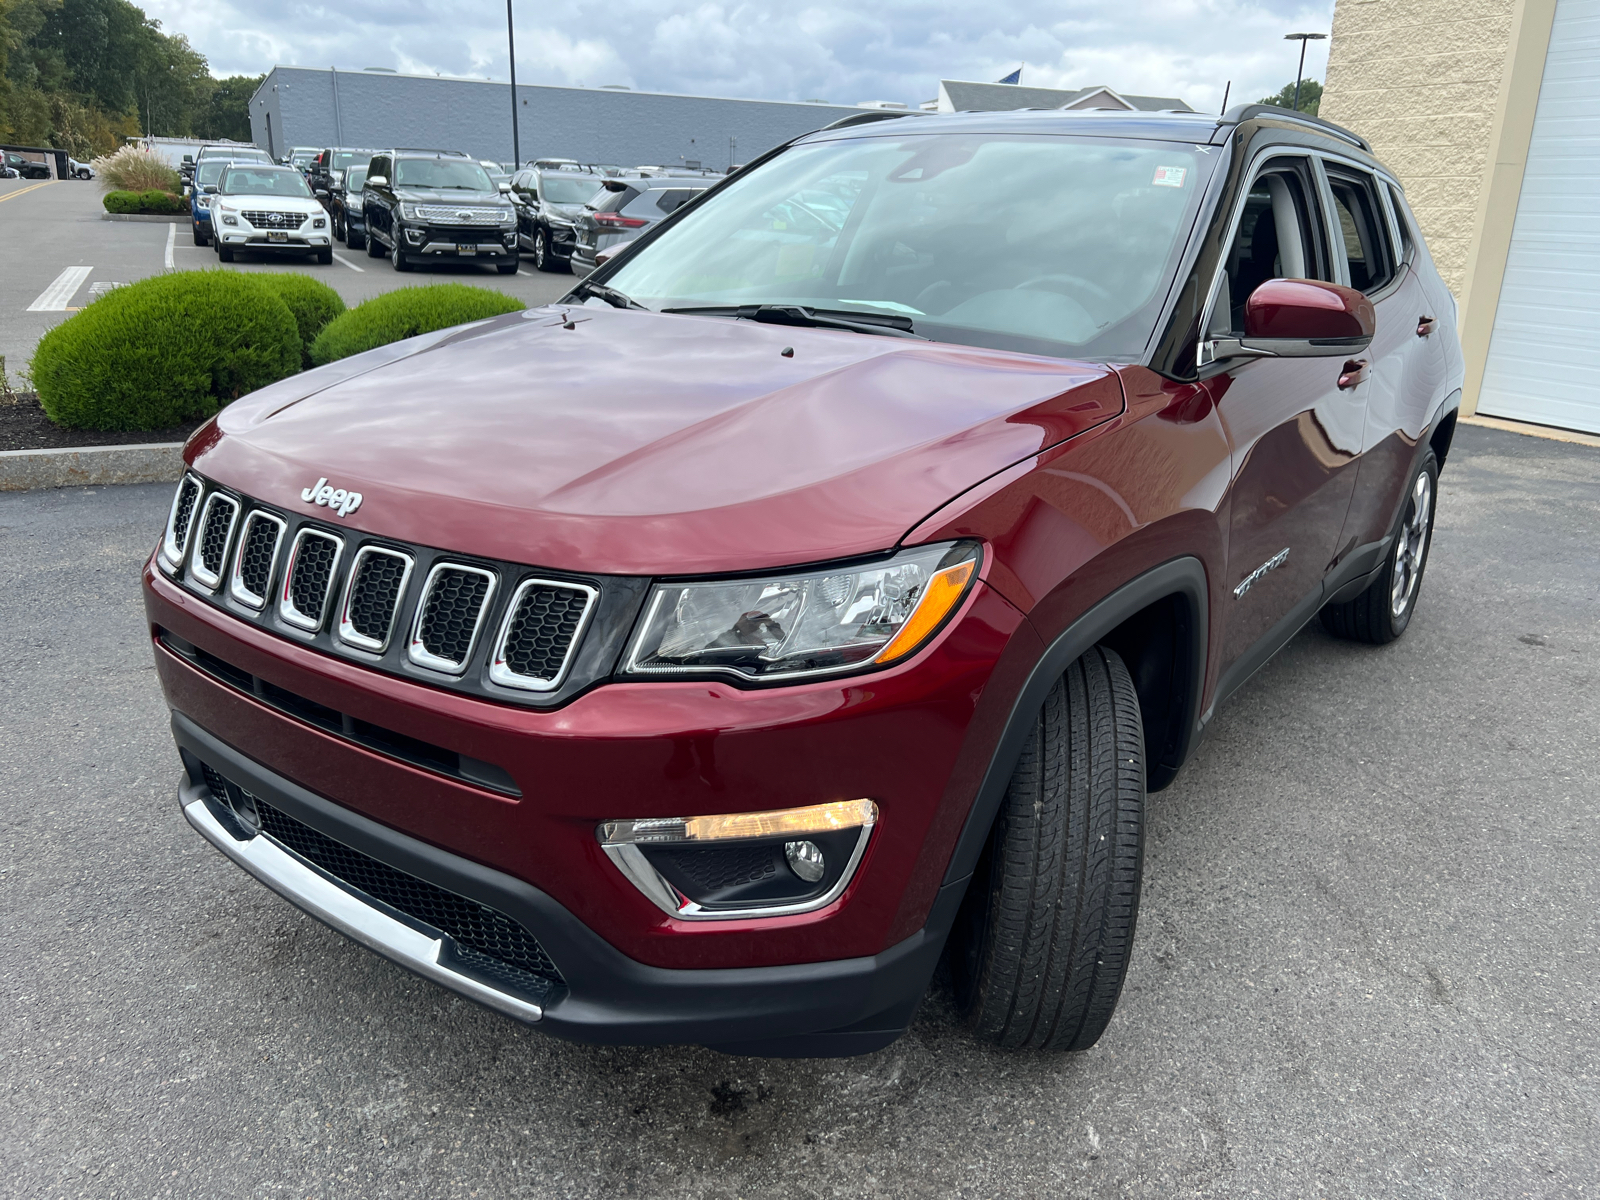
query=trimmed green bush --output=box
[310,284,525,366]
[252,274,347,366]
[103,189,186,215]
[31,271,300,431]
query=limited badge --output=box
[1152,165,1188,188]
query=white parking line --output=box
[164,223,176,270]
[26,265,92,311]
[331,252,365,273]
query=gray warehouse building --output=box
[248,67,863,169]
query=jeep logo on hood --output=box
[301,477,363,517]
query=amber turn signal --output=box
[874,559,977,664]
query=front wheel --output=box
[1320,450,1438,644]
[217,243,234,262]
[192,225,207,246]
[391,240,411,271]
[534,228,564,272]
[496,260,518,275]
[950,645,1146,1052]
[316,247,333,265]
[366,229,385,258]
[346,225,366,250]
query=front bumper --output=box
[174,710,959,1054]
[220,231,331,248]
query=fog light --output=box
[405,227,425,245]
[599,799,876,920]
[785,840,825,882]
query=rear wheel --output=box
[1320,450,1438,645]
[950,646,1145,1051]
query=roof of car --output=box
[806,105,1372,154]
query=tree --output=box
[1259,79,1322,117]
[199,73,262,141]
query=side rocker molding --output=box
[941,557,1209,888]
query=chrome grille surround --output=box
[488,578,600,692]
[337,546,415,653]
[410,204,504,226]
[159,473,204,574]
[229,510,287,610]
[241,209,307,230]
[187,491,241,591]
[408,563,497,674]
[278,527,345,632]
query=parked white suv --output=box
[211,164,334,264]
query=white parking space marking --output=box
[27,265,92,311]
[89,282,127,299]
[164,223,176,270]
[331,252,365,273]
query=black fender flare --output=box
[940,556,1209,887]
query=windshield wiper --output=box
[571,279,650,310]
[662,304,925,339]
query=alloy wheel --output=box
[535,230,547,269]
[1390,470,1433,619]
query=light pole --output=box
[1284,32,1327,112]
[507,0,521,168]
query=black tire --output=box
[496,260,519,275]
[217,243,234,263]
[1320,449,1438,645]
[366,230,385,258]
[332,211,345,241]
[346,225,366,251]
[192,224,206,246]
[950,646,1145,1052]
[534,227,565,272]
[391,239,411,271]
[316,247,333,265]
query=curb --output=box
[100,212,187,223]
[0,442,185,491]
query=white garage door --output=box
[1479,0,1600,434]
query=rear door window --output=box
[1326,169,1395,293]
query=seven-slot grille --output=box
[188,492,240,589]
[230,511,285,609]
[490,579,598,691]
[241,209,306,230]
[338,547,414,652]
[409,564,496,673]
[157,476,600,696]
[279,528,344,630]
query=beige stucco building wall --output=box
[1320,0,1517,294]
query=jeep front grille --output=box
[338,547,414,652]
[280,528,343,631]
[189,492,240,590]
[409,564,496,673]
[489,579,597,691]
[159,473,203,571]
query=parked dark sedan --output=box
[569,178,711,276]
[331,165,369,248]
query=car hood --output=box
[392,187,509,207]
[217,194,322,211]
[192,307,1124,576]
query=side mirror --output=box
[183,155,193,163]
[498,181,512,193]
[1204,279,1375,365]
[366,175,387,188]
[203,185,219,194]
[314,189,330,199]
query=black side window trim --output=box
[1324,165,1398,295]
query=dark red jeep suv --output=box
[144,105,1463,1056]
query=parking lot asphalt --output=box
[0,176,574,383]
[2,426,1596,1199]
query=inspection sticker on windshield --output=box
[1152,165,1188,188]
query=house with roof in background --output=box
[924,80,1193,114]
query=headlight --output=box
[195,196,211,209]
[501,210,516,225]
[221,214,237,226]
[313,217,326,228]
[623,541,980,682]
[398,202,418,221]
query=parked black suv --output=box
[3,151,50,179]
[361,149,519,274]
[307,147,377,199]
[508,167,605,272]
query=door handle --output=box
[1338,359,1368,390]
[1416,315,1436,337]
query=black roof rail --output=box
[1218,103,1371,152]
[819,109,927,131]
[390,147,472,157]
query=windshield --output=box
[333,152,371,171]
[541,175,602,205]
[291,151,317,166]
[196,161,234,186]
[345,166,367,190]
[605,133,1214,360]
[395,158,495,190]
[220,167,314,198]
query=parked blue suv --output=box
[189,159,245,246]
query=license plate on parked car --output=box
[268,231,287,242]
[457,244,476,256]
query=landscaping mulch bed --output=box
[0,393,204,451]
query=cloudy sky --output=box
[142,0,1333,114]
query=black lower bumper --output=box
[170,712,958,1056]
